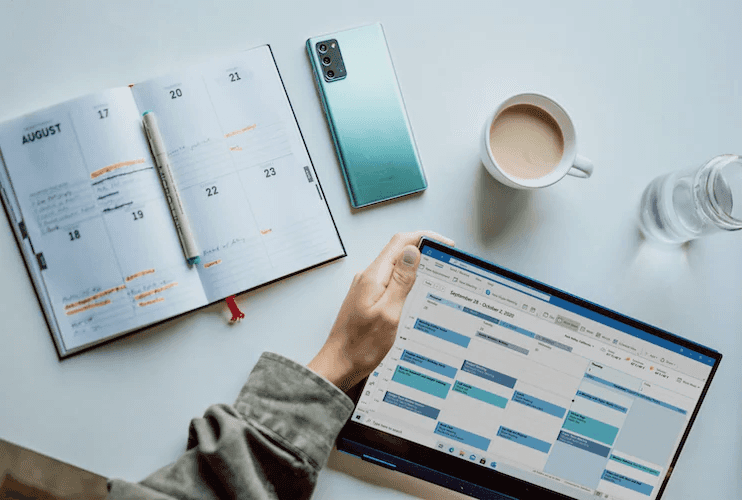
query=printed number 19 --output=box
[132,210,144,221]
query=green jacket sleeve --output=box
[106,352,355,500]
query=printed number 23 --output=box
[264,167,276,178]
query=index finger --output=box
[366,230,454,285]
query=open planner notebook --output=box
[0,45,345,358]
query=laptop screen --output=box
[346,239,719,500]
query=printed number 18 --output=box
[69,230,81,241]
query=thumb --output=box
[383,245,421,312]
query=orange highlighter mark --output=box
[125,269,155,282]
[260,229,272,235]
[204,259,222,269]
[90,158,145,179]
[139,297,164,307]
[66,299,111,316]
[224,124,256,138]
[134,282,178,301]
[229,146,243,151]
[65,284,126,310]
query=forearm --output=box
[107,353,354,500]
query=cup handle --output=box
[567,155,593,179]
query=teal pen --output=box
[142,111,200,266]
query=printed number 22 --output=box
[264,167,276,178]
[170,89,183,99]
[206,186,218,196]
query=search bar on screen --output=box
[448,258,550,301]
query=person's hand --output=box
[308,230,454,392]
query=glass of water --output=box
[638,154,742,244]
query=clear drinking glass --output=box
[638,154,742,244]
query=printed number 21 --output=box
[229,72,241,82]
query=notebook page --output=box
[0,88,207,354]
[0,149,62,351]
[131,46,344,302]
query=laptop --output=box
[338,237,721,500]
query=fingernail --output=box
[402,247,417,266]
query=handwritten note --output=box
[29,182,97,234]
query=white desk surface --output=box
[0,1,740,499]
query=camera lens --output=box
[322,56,331,66]
[318,43,327,53]
[327,70,335,78]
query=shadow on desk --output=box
[0,439,107,500]
[473,164,535,246]
[326,448,474,500]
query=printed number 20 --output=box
[170,89,183,99]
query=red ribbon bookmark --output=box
[225,295,245,322]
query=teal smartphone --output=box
[306,23,427,208]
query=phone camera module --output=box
[317,39,343,82]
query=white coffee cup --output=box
[480,93,593,189]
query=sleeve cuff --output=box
[234,352,355,470]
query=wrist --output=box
[308,344,365,393]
